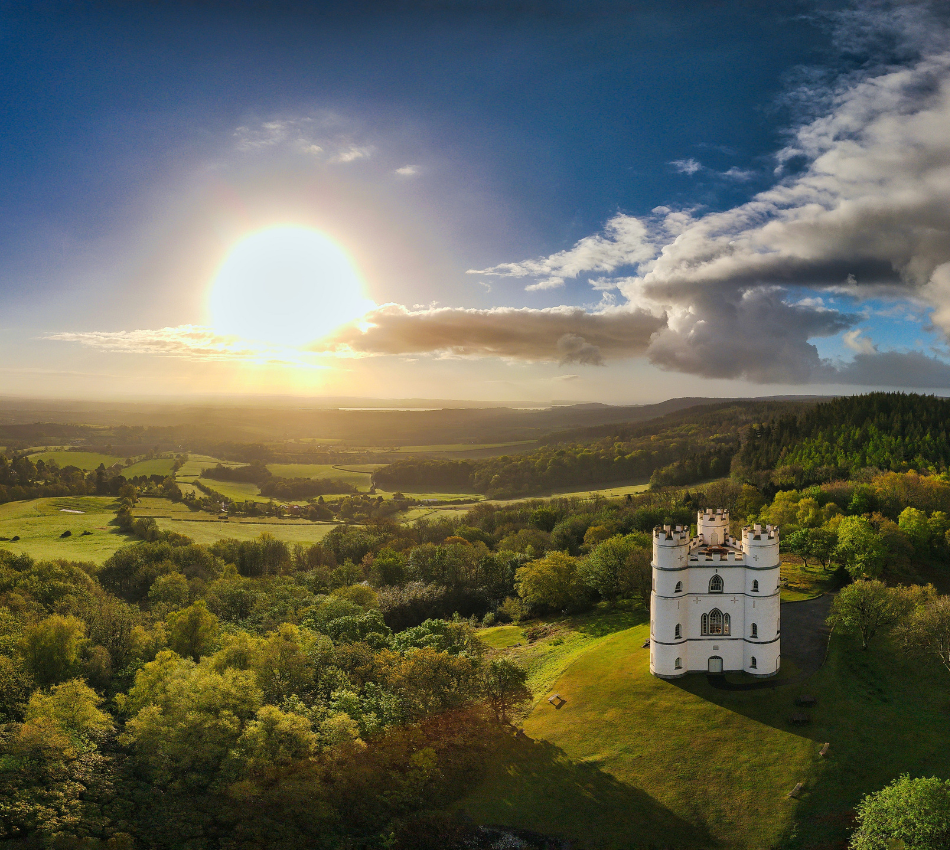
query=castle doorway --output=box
[708,656,723,674]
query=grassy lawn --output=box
[28,450,126,470]
[0,496,132,563]
[121,458,176,477]
[464,609,950,849]
[780,556,838,602]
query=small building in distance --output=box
[650,508,780,678]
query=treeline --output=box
[734,393,950,479]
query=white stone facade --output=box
[649,508,780,678]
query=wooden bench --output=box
[819,743,830,757]
[788,782,804,799]
[547,694,566,709]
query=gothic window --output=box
[701,608,730,636]
[709,574,724,593]
[674,657,682,669]
[674,624,681,639]
[750,657,757,669]
[752,580,759,592]
[751,623,758,638]
[674,581,683,593]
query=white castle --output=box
[649,508,780,678]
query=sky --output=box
[3,0,950,404]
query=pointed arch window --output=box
[674,623,681,639]
[750,657,757,669]
[674,581,683,593]
[752,579,759,592]
[709,574,724,593]
[674,657,682,669]
[701,608,730,636]
[750,623,758,638]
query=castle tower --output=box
[650,510,780,678]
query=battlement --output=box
[689,549,745,564]
[699,508,729,521]
[653,524,690,544]
[742,523,780,543]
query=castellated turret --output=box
[649,510,781,680]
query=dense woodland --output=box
[2,393,950,847]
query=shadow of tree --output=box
[461,732,718,850]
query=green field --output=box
[121,458,176,478]
[266,463,382,484]
[0,496,131,562]
[388,441,537,454]
[152,516,339,546]
[465,611,950,849]
[28,450,126,470]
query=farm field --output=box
[121,458,176,477]
[266,463,382,485]
[151,515,339,546]
[465,611,950,850]
[28,450,126,470]
[0,496,131,562]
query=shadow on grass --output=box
[465,731,718,850]
[572,606,648,638]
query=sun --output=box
[208,225,373,346]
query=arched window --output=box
[750,657,757,669]
[701,608,730,636]
[674,624,681,639]
[674,581,683,593]
[674,657,682,669]
[709,574,724,593]
[750,623,758,638]
[752,580,759,592]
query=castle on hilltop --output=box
[649,509,780,678]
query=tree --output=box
[850,774,950,850]
[896,594,950,674]
[827,580,913,650]
[785,528,838,570]
[515,552,585,611]
[481,658,531,724]
[19,615,87,687]
[166,600,219,661]
[24,679,112,741]
[580,534,649,601]
[835,517,887,579]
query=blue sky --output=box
[3,0,950,403]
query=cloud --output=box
[843,328,877,355]
[830,349,950,387]
[330,144,373,164]
[395,164,420,176]
[44,326,317,366]
[468,213,657,291]
[670,158,703,175]
[721,166,754,181]
[317,303,665,363]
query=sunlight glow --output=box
[208,226,374,346]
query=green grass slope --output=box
[465,613,950,849]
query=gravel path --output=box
[707,593,834,691]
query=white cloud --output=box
[843,328,877,355]
[670,158,703,175]
[395,164,420,176]
[45,326,321,367]
[330,144,373,164]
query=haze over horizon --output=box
[4,1,950,404]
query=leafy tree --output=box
[390,618,481,657]
[835,517,888,579]
[896,594,950,674]
[148,570,190,612]
[827,580,914,650]
[515,552,585,612]
[19,615,87,687]
[481,658,531,724]
[24,679,112,741]
[850,774,950,850]
[166,600,219,661]
[580,534,651,602]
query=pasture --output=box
[28,450,126,470]
[465,610,950,849]
[121,458,176,478]
[0,496,131,562]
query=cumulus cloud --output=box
[468,214,657,291]
[843,328,877,355]
[395,164,420,176]
[317,303,664,363]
